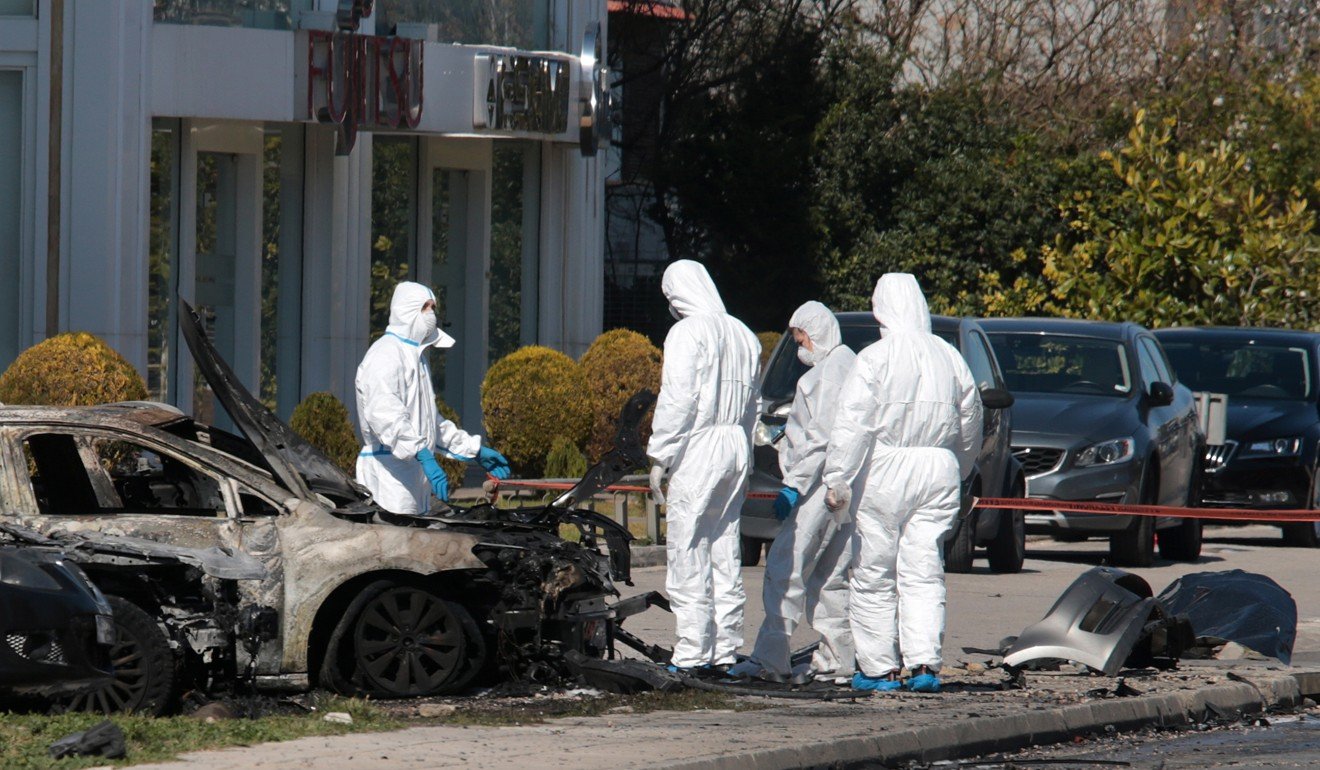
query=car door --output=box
[10,426,247,553]
[1142,335,1200,497]
[1134,335,1191,506]
[960,325,1010,495]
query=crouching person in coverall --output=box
[729,301,858,684]
[355,281,511,514]
[648,260,761,673]
[823,274,981,693]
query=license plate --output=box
[95,615,116,646]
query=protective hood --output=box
[662,260,726,318]
[871,273,931,334]
[789,301,841,367]
[386,281,455,349]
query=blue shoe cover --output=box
[906,672,941,693]
[851,672,902,692]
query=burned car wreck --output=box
[0,301,658,713]
[1002,567,1297,676]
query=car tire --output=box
[320,579,475,698]
[1158,518,1202,561]
[740,536,764,567]
[1111,471,1157,567]
[62,596,180,716]
[943,511,976,574]
[988,479,1026,574]
[1281,522,1320,548]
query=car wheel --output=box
[943,511,976,574]
[988,479,1026,574]
[1157,518,1202,561]
[321,580,475,698]
[62,596,180,716]
[1110,471,1157,567]
[1281,522,1320,548]
[740,536,763,567]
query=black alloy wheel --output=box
[943,511,976,573]
[740,536,763,567]
[987,477,1027,574]
[351,585,469,697]
[63,596,179,716]
[1110,469,1158,567]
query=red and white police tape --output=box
[485,476,1320,523]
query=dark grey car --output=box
[744,313,1026,573]
[980,318,1204,567]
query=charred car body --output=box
[0,302,645,713]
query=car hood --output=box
[1009,393,1138,444]
[179,299,366,504]
[1226,400,1319,442]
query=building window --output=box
[376,1,549,49]
[153,0,301,30]
[147,120,181,403]
[262,124,304,418]
[370,136,419,336]
[489,141,539,364]
[0,70,19,370]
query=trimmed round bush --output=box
[0,332,147,406]
[579,329,662,462]
[756,331,782,369]
[482,346,590,477]
[544,434,588,479]
[289,392,359,474]
[435,397,468,486]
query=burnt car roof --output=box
[0,402,188,430]
[979,317,1137,340]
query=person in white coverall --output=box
[355,281,511,515]
[729,301,857,684]
[823,274,981,693]
[647,260,761,671]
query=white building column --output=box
[538,144,605,358]
[60,0,151,371]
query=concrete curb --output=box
[653,672,1318,770]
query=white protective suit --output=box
[355,282,483,514]
[823,274,981,677]
[747,301,857,678]
[648,260,762,669]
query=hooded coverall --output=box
[648,260,762,668]
[823,274,981,677]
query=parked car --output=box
[0,543,114,701]
[0,302,638,714]
[1155,326,1320,547]
[979,318,1204,567]
[745,313,1025,573]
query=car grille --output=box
[5,632,67,665]
[1013,447,1065,477]
[1203,441,1237,473]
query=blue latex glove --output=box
[773,487,801,521]
[416,448,449,503]
[476,445,512,480]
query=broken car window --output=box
[23,434,100,515]
[90,438,226,517]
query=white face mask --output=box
[797,343,828,367]
[410,309,437,343]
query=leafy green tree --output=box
[989,109,1320,330]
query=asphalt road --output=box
[619,523,1320,667]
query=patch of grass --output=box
[434,689,759,727]
[0,696,400,770]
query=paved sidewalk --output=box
[138,665,1320,770]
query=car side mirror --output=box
[980,387,1015,410]
[1147,381,1174,407]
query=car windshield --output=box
[760,321,956,403]
[987,333,1132,398]
[1161,340,1313,401]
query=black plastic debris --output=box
[1157,570,1297,665]
[562,650,685,694]
[48,719,126,760]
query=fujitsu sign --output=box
[305,1,423,155]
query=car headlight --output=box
[0,554,63,591]
[1239,437,1304,458]
[1074,437,1135,468]
[95,614,116,646]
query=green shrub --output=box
[289,392,359,474]
[435,397,468,486]
[544,435,589,479]
[481,346,590,477]
[756,331,781,369]
[0,332,147,406]
[580,329,662,462]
